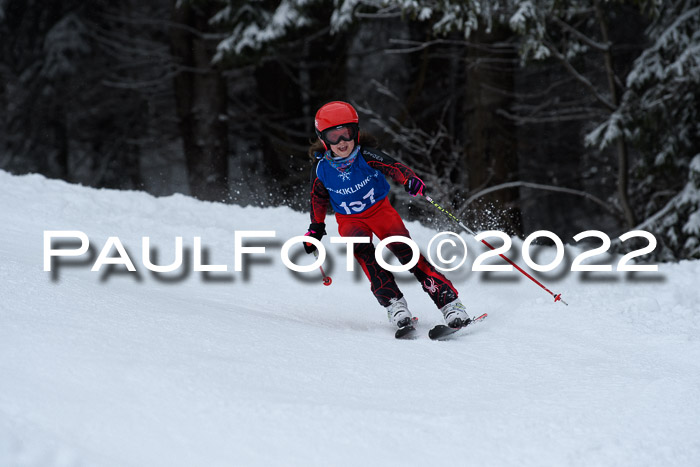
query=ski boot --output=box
[440,298,471,328]
[386,296,413,329]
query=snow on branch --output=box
[214,0,315,59]
[464,181,621,220]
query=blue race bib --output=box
[316,151,390,215]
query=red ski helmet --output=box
[314,101,360,149]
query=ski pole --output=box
[313,249,332,286]
[423,195,567,305]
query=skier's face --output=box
[330,139,355,159]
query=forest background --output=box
[1,0,698,261]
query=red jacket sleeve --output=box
[361,147,417,184]
[309,162,330,224]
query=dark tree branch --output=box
[551,16,609,51]
[465,181,622,220]
[544,40,617,112]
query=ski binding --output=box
[428,313,488,341]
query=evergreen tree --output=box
[382,0,656,231]
[0,0,179,191]
[587,0,700,260]
[170,0,230,202]
[208,0,357,209]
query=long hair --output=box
[307,132,380,160]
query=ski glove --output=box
[404,176,426,197]
[304,222,327,254]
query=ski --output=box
[395,317,419,339]
[428,313,488,341]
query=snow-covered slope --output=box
[1,170,699,466]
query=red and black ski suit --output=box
[310,146,458,308]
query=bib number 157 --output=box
[338,188,376,214]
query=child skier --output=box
[304,101,471,331]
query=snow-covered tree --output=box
[587,0,700,260]
[203,1,368,209]
[0,0,181,191]
[212,0,314,59]
[210,0,365,59]
[380,0,660,229]
[0,1,94,179]
[391,0,699,259]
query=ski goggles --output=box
[319,123,358,145]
